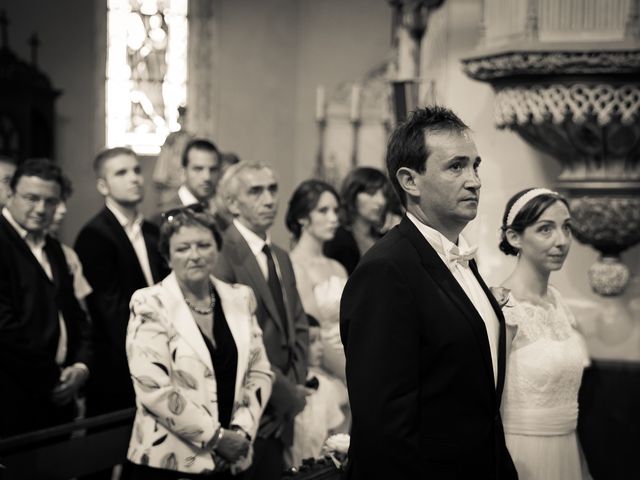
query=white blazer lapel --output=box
[163,272,214,372]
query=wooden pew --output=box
[0,408,134,480]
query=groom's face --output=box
[415,130,481,230]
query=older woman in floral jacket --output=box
[125,207,273,479]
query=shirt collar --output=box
[233,218,271,256]
[178,185,200,206]
[2,207,46,247]
[106,198,143,231]
[406,211,475,267]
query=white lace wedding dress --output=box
[501,286,591,480]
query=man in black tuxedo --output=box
[75,147,167,420]
[0,159,91,437]
[340,107,518,479]
[213,162,309,480]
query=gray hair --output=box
[217,161,276,208]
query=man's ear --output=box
[5,189,15,207]
[505,229,521,251]
[96,178,109,197]
[227,195,240,216]
[396,167,420,198]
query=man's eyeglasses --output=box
[161,203,206,223]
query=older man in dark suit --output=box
[213,162,309,480]
[0,159,92,437]
[75,147,168,420]
[340,107,518,480]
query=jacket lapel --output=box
[272,246,295,345]
[225,225,287,336]
[162,273,213,371]
[0,216,54,284]
[469,261,507,402]
[399,217,495,392]
[43,239,62,290]
[141,221,164,283]
[100,208,147,285]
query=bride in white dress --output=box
[285,179,348,383]
[494,188,591,480]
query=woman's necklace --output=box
[184,281,216,315]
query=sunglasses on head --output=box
[161,203,206,222]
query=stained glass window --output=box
[106,0,188,155]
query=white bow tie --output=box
[445,244,477,269]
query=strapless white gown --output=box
[501,286,591,480]
[313,275,347,382]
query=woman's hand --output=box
[215,428,251,463]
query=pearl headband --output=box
[505,188,558,226]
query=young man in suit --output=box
[213,162,309,480]
[75,147,168,421]
[155,138,221,215]
[340,107,518,480]
[0,159,92,437]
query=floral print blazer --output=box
[126,273,273,475]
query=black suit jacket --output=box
[74,207,167,413]
[213,223,308,446]
[0,215,92,436]
[340,216,517,480]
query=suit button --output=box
[494,414,499,423]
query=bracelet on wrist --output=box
[211,426,225,450]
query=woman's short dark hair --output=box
[285,179,339,240]
[499,188,570,256]
[158,209,222,260]
[339,167,392,227]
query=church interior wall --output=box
[2,0,637,358]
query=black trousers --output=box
[129,462,237,480]
[241,436,284,480]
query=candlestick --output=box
[350,84,361,122]
[315,118,327,179]
[316,85,326,122]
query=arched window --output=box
[106,0,188,155]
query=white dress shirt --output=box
[106,199,155,287]
[177,184,199,206]
[407,212,499,386]
[2,208,84,370]
[233,218,282,281]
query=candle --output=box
[316,85,325,122]
[350,84,361,122]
